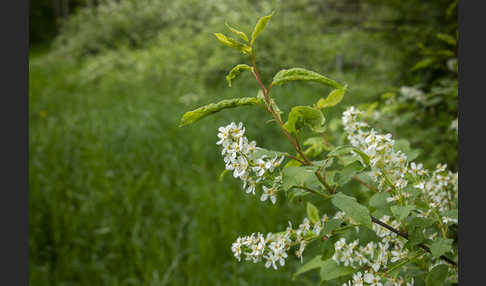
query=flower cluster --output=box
[217,122,285,204]
[342,107,411,192]
[342,107,458,210]
[335,216,413,286]
[414,163,458,214]
[231,213,334,270]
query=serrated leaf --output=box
[293,255,323,279]
[425,264,449,286]
[316,85,347,109]
[390,206,412,221]
[179,97,263,126]
[328,145,370,167]
[271,68,342,89]
[251,11,274,46]
[282,166,322,192]
[226,64,253,87]
[319,259,355,281]
[429,238,453,258]
[225,22,249,43]
[283,106,325,134]
[214,33,252,54]
[331,193,372,229]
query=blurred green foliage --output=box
[29,0,457,284]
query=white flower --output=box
[216,125,231,146]
[228,122,245,139]
[298,218,312,234]
[364,272,383,286]
[442,216,458,224]
[273,248,288,266]
[243,178,256,195]
[352,272,364,286]
[261,186,278,204]
[295,240,307,263]
[334,211,346,220]
[253,158,268,177]
[233,156,248,178]
[266,156,285,172]
[409,162,424,176]
[321,214,329,223]
[386,195,400,203]
[264,253,278,270]
[231,238,242,261]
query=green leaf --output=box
[322,218,343,235]
[436,33,456,46]
[425,264,449,286]
[312,159,334,171]
[335,161,365,186]
[411,58,437,72]
[405,227,426,248]
[320,237,336,261]
[407,216,435,229]
[281,166,322,192]
[307,202,320,224]
[328,145,370,167]
[179,97,263,127]
[251,11,274,46]
[219,169,229,182]
[225,22,249,43]
[283,106,325,134]
[390,206,412,221]
[271,68,342,89]
[214,33,252,54]
[393,139,420,161]
[369,192,391,209]
[226,64,253,87]
[429,238,453,258]
[319,259,355,282]
[284,159,302,168]
[331,193,372,229]
[316,85,347,109]
[249,147,285,161]
[304,137,331,158]
[441,209,458,219]
[287,188,310,201]
[293,255,323,279]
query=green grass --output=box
[29,46,390,285]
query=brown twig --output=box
[371,216,457,267]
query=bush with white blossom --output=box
[180,12,458,285]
